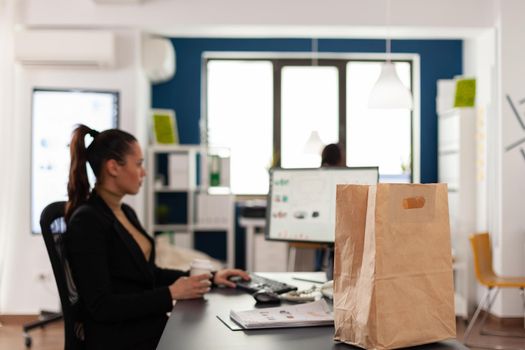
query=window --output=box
[346,61,412,182]
[205,55,416,195]
[206,60,273,195]
[280,66,339,168]
[31,89,118,233]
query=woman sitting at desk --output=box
[65,124,249,350]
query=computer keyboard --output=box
[232,274,298,295]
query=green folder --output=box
[454,78,476,107]
[153,110,179,144]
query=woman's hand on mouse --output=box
[213,269,250,288]
[169,274,212,300]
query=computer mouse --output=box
[252,290,281,304]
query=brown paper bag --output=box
[333,184,456,350]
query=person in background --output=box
[321,143,344,167]
[65,124,249,350]
[315,143,344,272]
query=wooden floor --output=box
[0,314,524,349]
[0,316,63,350]
[456,314,525,350]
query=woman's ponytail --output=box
[65,124,137,222]
[65,124,94,222]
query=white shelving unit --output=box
[438,107,477,319]
[146,144,235,268]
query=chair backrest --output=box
[40,201,84,350]
[469,232,496,286]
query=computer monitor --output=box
[265,167,379,244]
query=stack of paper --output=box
[230,299,333,329]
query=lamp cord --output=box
[311,37,318,66]
[386,0,391,62]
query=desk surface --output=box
[156,273,468,350]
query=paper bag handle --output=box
[385,184,442,222]
[402,196,426,210]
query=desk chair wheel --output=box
[23,332,32,348]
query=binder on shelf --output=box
[200,151,209,189]
[168,153,190,189]
[454,78,476,107]
[151,109,179,144]
[196,193,234,226]
[206,147,231,189]
[207,155,231,189]
[209,155,221,187]
[219,157,230,188]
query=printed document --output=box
[230,299,333,329]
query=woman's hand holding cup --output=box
[169,273,212,300]
[189,259,214,278]
[169,259,214,300]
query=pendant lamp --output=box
[304,130,324,155]
[368,0,413,110]
[303,38,325,155]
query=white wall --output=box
[463,0,525,318]
[463,29,495,233]
[462,28,497,312]
[491,0,525,317]
[0,0,18,314]
[0,29,150,313]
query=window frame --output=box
[202,52,420,195]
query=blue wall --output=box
[152,38,462,183]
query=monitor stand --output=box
[291,244,334,283]
[326,245,334,281]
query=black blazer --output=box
[66,191,187,350]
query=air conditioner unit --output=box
[15,29,116,68]
[142,36,175,83]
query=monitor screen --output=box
[31,88,119,234]
[265,167,379,243]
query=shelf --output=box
[154,186,196,192]
[147,145,235,268]
[154,186,215,193]
[193,223,231,231]
[153,224,230,232]
[153,224,191,232]
[150,144,204,152]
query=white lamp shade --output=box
[368,62,413,110]
[303,130,324,154]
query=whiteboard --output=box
[266,167,378,243]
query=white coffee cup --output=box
[189,259,214,277]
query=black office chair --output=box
[23,201,85,349]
